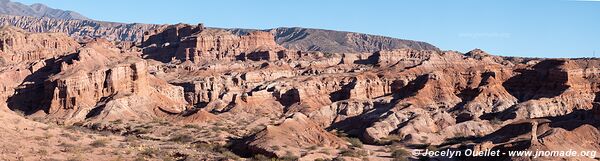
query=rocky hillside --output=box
[0,0,88,20]
[231,27,439,53]
[0,13,438,53]
[0,14,161,42]
[1,24,598,160]
[0,3,597,160]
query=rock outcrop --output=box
[142,24,285,63]
[42,39,187,123]
[244,113,348,158]
[0,25,78,113]
[0,14,440,55]
[0,14,162,42]
[0,25,79,63]
[230,27,440,53]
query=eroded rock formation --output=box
[43,40,187,123]
[1,23,599,160]
[243,113,348,158]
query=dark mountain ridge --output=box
[0,0,88,20]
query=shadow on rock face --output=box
[7,55,70,115]
[392,74,430,100]
[479,109,599,145]
[502,59,570,102]
[466,108,600,161]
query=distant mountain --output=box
[231,27,439,53]
[0,0,88,20]
[0,14,160,42]
[0,0,439,53]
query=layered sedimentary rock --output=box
[0,25,78,63]
[0,14,162,42]
[2,23,600,161]
[140,24,600,149]
[0,14,440,54]
[508,60,596,119]
[0,26,79,113]
[230,27,440,53]
[142,23,285,63]
[469,109,600,161]
[42,39,187,123]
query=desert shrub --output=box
[13,109,25,116]
[318,149,332,155]
[334,131,348,137]
[339,148,368,157]
[110,119,123,124]
[251,154,271,161]
[490,118,503,125]
[183,124,201,129]
[270,145,280,151]
[162,156,176,161]
[58,142,79,152]
[392,157,409,161]
[66,154,84,161]
[37,149,48,155]
[391,148,411,158]
[379,134,403,145]
[124,135,138,142]
[133,157,147,161]
[139,147,159,157]
[332,156,346,161]
[279,151,299,161]
[213,144,232,154]
[314,158,332,161]
[168,134,194,143]
[151,118,171,126]
[195,142,215,151]
[210,126,226,132]
[214,120,225,126]
[426,144,438,152]
[346,137,363,148]
[131,127,151,135]
[220,150,240,160]
[60,132,80,141]
[90,139,109,147]
[66,157,82,161]
[196,142,238,160]
[250,125,266,134]
[41,124,54,130]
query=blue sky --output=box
[13,0,600,58]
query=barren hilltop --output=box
[0,1,598,161]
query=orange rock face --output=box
[142,24,285,63]
[41,40,187,123]
[0,26,79,63]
